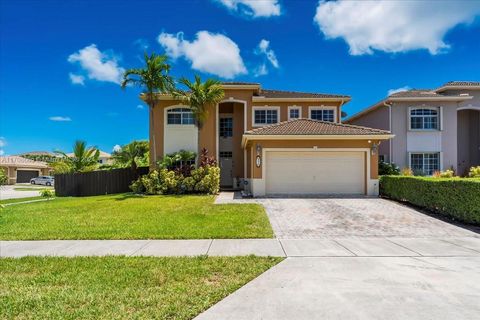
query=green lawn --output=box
[0,194,273,240]
[0,196,46,205]
[0,256,282,320]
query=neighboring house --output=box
[345,81,480,176]
[66,150,112,165]
[17,151,61,163]
[146,82,393,196]
[0,156,51,184]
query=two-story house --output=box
[346,81,480,176]
[146,82,393,196]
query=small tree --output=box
[112,140,149,171]
[0,168,8,185]
[121,53,174,165]
[173,75,224,160]
[55,140,100,173]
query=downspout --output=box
[383,101,393,162]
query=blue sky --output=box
[1,0,480,155]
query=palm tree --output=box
[174,75,225,156]
[121,53,174,166]
[112,140,149,171]
[55,140,100,173]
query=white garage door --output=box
[265,151,365,195]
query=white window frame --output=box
[288,106,302,120]
[408,106,440,131]
[308,106,337,123]
[408,152,441,175]
[252,106,280,127]
[165,105,195,127]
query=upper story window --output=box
[219,117,233,137]
[288,106,301,120]
[410,108,439,130]
[253,108,279,126]
[309,107,335,122]
[167,108,194,125]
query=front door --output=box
[220,152,233,187]
[219,115,233,187]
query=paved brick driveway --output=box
[258,198,478,239]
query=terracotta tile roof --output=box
[256,89,349,99]
[0,156,49,168]
[244,119,390,136]
[221,82,260,86]
[389,89,469,98]
[442,81,480,87]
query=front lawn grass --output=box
[0,256,282,320]
[0,193,273,240]
[0,196,45,205]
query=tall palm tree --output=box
[55,140,100,173]
[121,53,174,166]
[112,140,149,171]
[174,75,225,156]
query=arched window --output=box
[167,108,194,125]
[410,108,439,130]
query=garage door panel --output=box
[265,151,365,195]
[16,170,39,183]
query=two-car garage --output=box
[265,150,365,195]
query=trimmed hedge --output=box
[380,176,480,225]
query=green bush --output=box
[469,166,480,178]
[40,189,55,198]
[378,161,400,175]
[380,175,480,224]
[129,165,220,195]
[0,168,7,185]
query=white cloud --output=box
[49,116,72,122]
[0,137,6,156]
[388,86,411,96]
[314,0,480,55]
[158,31,247,79]
[68,44,125,84]
[69,73,85,85]
[133,38,150,50]
[254,64,268,77]
[215,0,281,18]
[256,39,279,68]
[113,144,122,152]
[136,104,145,110]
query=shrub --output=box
[0,168,7,185]
[468,166,480,178]
[401,168,413,176]
[378,161,400,175]
[40,189,55,198]
[432,169,455,178]
[130,165,220,195]
[380,176,480,224]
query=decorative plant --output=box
[112,140,149,170]
[401,167,414,176]
[468,166,480,178]
[0,168,7,185]
[55,140,100,173]
[173,75,225,153]
[433,169,455,178]
[378,161,400,175]
[40,189,55,198]
[121,53,174,164]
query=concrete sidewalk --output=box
[1,237,479,258]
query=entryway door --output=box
[265,151,365,195]
[220,154,233,187]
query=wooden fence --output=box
[54,167,149,197]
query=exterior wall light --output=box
[256,144,262,167]
[371,142,379,155]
